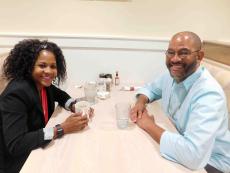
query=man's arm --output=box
[131,74,165,122]
[136,110,165,144]
[159,91,226,170]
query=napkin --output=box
[120,86,141,91]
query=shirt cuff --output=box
[43,127,54,140]
[65,98,76,111]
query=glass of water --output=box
[97,78,106,92]
[75,101,91,118]
[115,102,131,129]
[84,81,97,104]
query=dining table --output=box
[20,84,207,173]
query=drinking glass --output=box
[115,102,131,129]
[84,81,97,104]
[75,101,90,118]
[97,78,106,92]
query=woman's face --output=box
[32,50,57,91]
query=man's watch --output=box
[55,124,64,138]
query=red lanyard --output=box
[41,87,48,124]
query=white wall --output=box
[0,35,168,89]
[0,0,230,41]
[1,0,229,89]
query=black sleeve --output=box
[0,87,50,157]
[50,85,71,107]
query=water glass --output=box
[97,78,106,92]
[115,102,131,129]
[84,81,97,104]
[75,101,90,118]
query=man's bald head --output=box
[170,31,202,50]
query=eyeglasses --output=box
[165,48,200,59]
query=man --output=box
[131,31,230,173]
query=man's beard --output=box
[167,59,198,82]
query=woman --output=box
[0,39,92,173]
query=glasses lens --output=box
[166,50,175,58]
[166,48,197,59]
[178,49,191,58]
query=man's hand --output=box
[136,109,165,144]
[130,94,149,122]
[130,102,146,122]
[136,109,155,131]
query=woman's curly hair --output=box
[3,39,67,85]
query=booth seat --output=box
[202,58,230,128]
[0,53,9,94]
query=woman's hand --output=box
[61,112,89,134]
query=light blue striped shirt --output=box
[137,66,230,172]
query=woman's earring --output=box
[52,77,58,86]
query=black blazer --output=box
[0,79,71,173]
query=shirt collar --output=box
[174,66,204,91]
